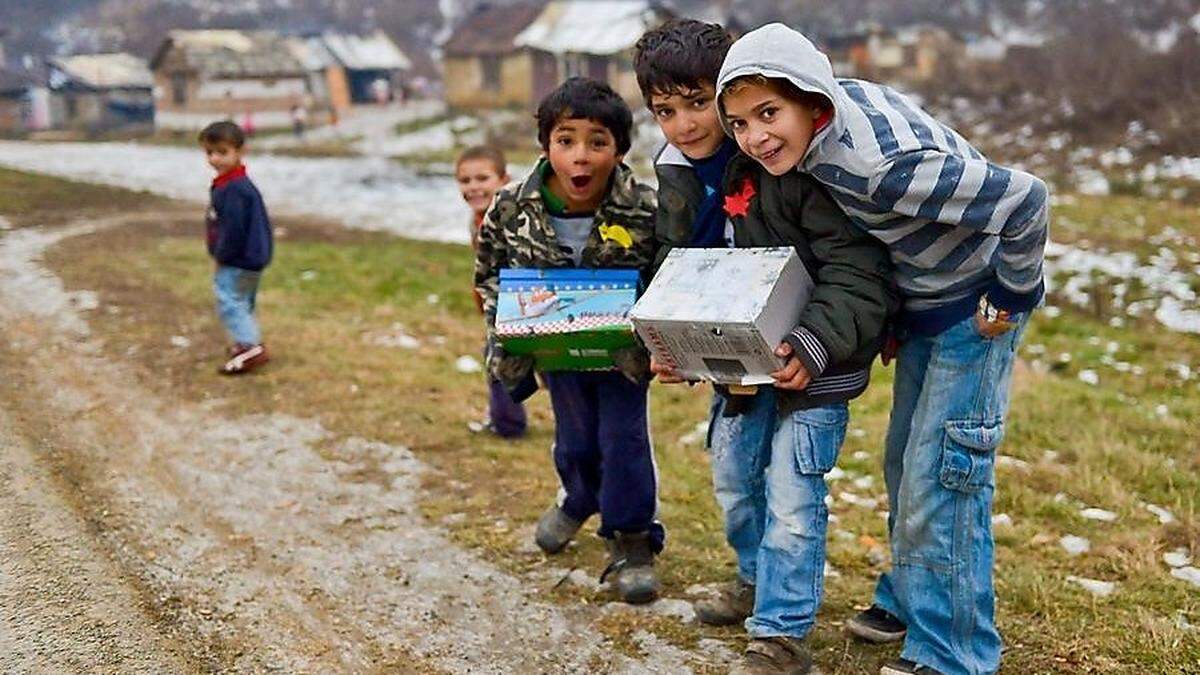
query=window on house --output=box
[481,56,501,90]
[171,73,187,105]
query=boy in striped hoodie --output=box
[717,24,1049,675]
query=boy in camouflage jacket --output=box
[473,77,664,604]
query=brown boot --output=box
[729,637,813,675]
[696,578,755,626]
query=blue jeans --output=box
[214,265,262,345]
[708,388,849,638]
[872,312,1030,675]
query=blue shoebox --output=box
[496,268,640,371]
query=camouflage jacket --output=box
[474,159,658,386]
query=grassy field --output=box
[3,166,1198,672]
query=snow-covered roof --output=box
[515,0,665,56]
[285,36,338,72]
[152,30,307,78]
[49,53,153,89]
[320,31,411,71]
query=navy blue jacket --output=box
[206,168,273,271]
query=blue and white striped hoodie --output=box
[717,23,1049,335]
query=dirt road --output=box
[0,215,729,673]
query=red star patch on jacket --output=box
[723,178,756,218]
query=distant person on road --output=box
[455,145,525,439]
[199,121,273,375]
[717,24,1050,675]
[290,103,307,139]
[474,78,663,605]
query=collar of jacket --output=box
[514,157,640,212]
[212,164,247,189]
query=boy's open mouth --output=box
[569,175,592,190]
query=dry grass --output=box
[6,167,1198,672]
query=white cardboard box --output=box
[630,247,814,385]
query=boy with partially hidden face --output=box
[473,77,663,604]
[639,18,899,675]
[718,23,1050,675]
[455,145,527,439]
[199,121,273,375]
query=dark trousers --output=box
[487,376,527,437]
[543,371,665,552]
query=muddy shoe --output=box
[880,658,944,675]
[846,605,906,643]
[534,506,582,554]
[220,343,269,375]
[696,578,756,626]
[730,637,813,675]
[601,531,660,604]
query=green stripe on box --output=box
[500,327,637,371]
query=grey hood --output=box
[716,23,847,164]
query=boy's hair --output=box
[535,77,632,155]
[456,145,507,176]
[634,19,732,108]
[720,74,832,113]
[198,120,246,148]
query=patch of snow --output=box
[678,420,709,446]
[992,513,1013,528]
[1164,549,1192,568]
[1060,535,1090,556]
[1080,507,1117,522]
[1078,370,1099,386]
[169,335,192,349]
[0,141,470,244]
[455,355,482,373]
[1171,566,1200,588]
[1067,575,1116,597]
[1145,503,1175,524]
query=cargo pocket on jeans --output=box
[938,418,1004,493]
[793,407,848,476]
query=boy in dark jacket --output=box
[714,125,899,675]
[718,24,1049,675]
[474,78,663,604]
[636,16,773,631]
[639,19,897,673]
[199,121,273,374]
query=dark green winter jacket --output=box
[723,152,900,413]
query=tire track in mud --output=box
[0,216,733,674]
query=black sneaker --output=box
[880,658,944,675]
[847,605,906,643]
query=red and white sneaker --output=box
[220,343,269,375]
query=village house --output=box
[441,0,671,111]
[47,53,155,134]
[441,1,553,110]
[150,30,312,132]
[821,23,964,83]
[287,30,412,114]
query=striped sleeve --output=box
[868,149,1049,309]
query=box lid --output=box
[631,247,805,323]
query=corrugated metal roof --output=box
[320,30,411,71]
[50,53,153,89]
[157,30,307,78]
[514,0,662,55]
[442,1,547,57]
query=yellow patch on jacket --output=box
[598,223,633,248]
